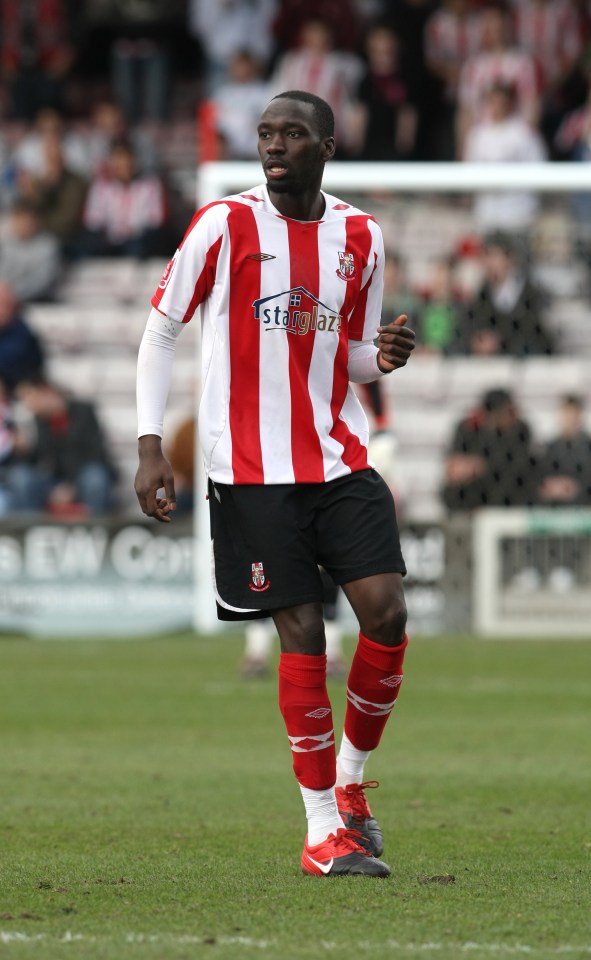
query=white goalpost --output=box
[192,161,591,636]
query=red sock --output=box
[278,653,336,791]
[344,633,408,752]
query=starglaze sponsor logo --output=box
[252,286,342,336]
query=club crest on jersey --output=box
[252,286,342,337]
[249,562,270,593]
[336,251,356,281]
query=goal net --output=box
[193,162,591,638]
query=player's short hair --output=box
[271,90,335,140]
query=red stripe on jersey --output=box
[329,216,373,473]
[286,220,325,483]
[330,389,370,474]
[228,207,265,483]
[152,201,226,317]
[181,234,223,323]
[345,216,375,341]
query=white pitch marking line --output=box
[0,932,590,954]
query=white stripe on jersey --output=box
[256,213,296,484]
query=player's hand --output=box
[135,436,177,523]
[376,314,415,372]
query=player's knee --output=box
[273,604,326,656]
[360,592,407,648]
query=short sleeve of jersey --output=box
[347,218,385,343]
[151,202,230,323]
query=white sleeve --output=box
[136,308,185,439]
[348,340,389,383]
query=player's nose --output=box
[266,132,286,153]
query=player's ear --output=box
[322,137,336,162]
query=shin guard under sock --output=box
[278,652,336,791]
[344,632,408,752]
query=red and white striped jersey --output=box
[458,48,540,123]
[152,184,385,486]
[84,174,166,243]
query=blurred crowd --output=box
[1,0,591,520]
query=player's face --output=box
[257,99,335,196]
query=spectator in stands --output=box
[188,0,277,93]
[76,101,162,177]
[80,140,168,260]
[109,3,172,125]
[12,107,89,179]
[462,82,547,235]
[0,199,61,302]
[272,0,363,55]
[512,0,583,143]
[0,131,17,211]
[354,23,417,161]
[17,130,88,257]
[0,373,24,516]
[380,0,440,160]
[0,282,44,391]
[425,0,483,159]
[453,232,554,357]
[0,0,74,121]
[269,18,363,155]
[416,258,462,354]
[456,3,539,156]
[213,51,271,160]
[537,394,591,506]
[441,387,537,511]
[10,376,117,517]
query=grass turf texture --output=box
[0,633,589,960]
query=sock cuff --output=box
[279,652,327,687]
[356,632,408,671]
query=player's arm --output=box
[135,308,185,523]
[348,218,415,380]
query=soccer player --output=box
[135,91,415,878]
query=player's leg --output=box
[316,470,408,857]
[335,575,408,856]
[208,480,388,875]
[272,600,390,877]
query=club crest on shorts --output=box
[336,251,356,281]
[249,561,271,592]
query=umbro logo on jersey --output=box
[246,252,276,261]
[380,674,403,688]
[252,286,342,336]
[305,707,332,719]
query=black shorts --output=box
[208,469,406,621]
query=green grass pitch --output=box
[0,631,589,960]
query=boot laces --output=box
[328,826,371,856]
[343,780,380,821]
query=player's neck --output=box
[268,187,326,222]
